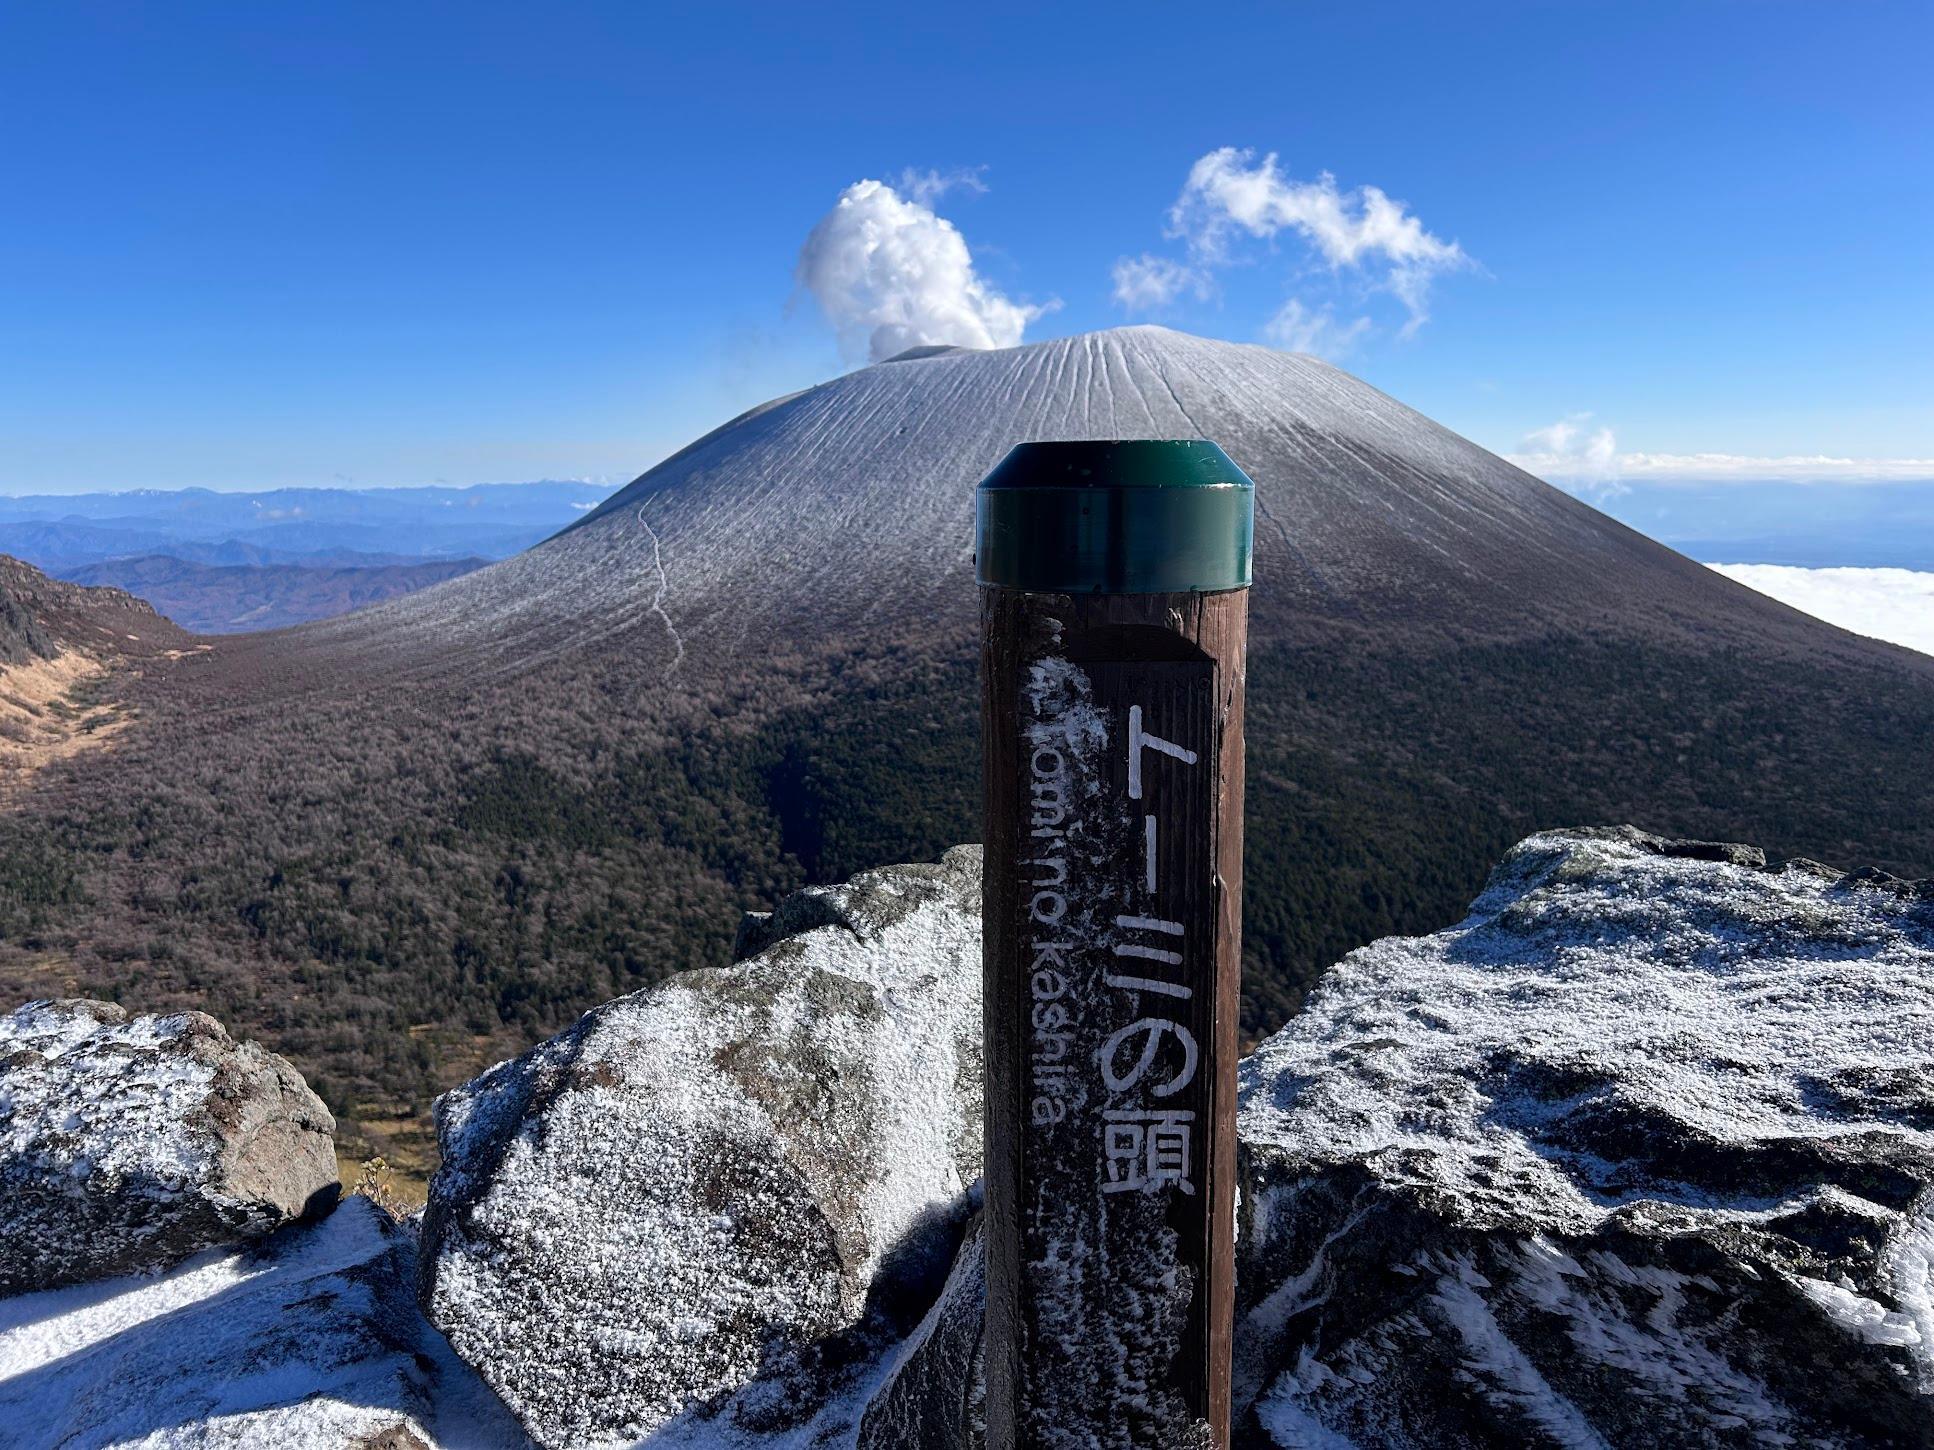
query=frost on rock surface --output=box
[419,846,985,1449]
[10,833,1934,1448]
[855,1214,986,1450]
[0,1195,531,1449]
[1235,827,1934,1449]
[0,999,339,1294]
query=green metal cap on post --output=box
[975,439,1255,594]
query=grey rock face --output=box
[857,1214,987,1450]
[414,831,1934,1447]
[0,998,339,1295]
[1235,827,1934,1448]
[419,846,985,1449]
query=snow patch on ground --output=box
[0,1197,528,1449]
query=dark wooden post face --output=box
[978,442,1253,1450]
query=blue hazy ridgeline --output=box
[0,481,617,571]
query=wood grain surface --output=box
[982,586,1247,1449]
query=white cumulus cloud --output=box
[1262,299,1371,360]
[1709,564,1934,656]
[1110,253,1211,310]
[1167,147,1471,335]
[796,178,1051,364]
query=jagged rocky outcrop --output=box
[0,999,339,1294]
[0,1195,530,1448]
[9,830,1930,1448]
[414,829,1934,1447]
[1235,827,1934,1448]
[0,552,186,665]
[418,846,986,1448]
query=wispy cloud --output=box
[1508,416,1934,490]
[1261,299,1371,360]
[1613,453,1934,483]
[1109,253,1211,310]
[1113,147,1471,340]
[796,177,1053,364]
[1507,414,1622,493]
[895,166,987,206]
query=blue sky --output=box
[2,0,1930,495]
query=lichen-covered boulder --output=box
[0,999,339,1295]
[419,846,984,1448]
[1235,827,1934,1448]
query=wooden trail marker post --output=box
[979,440,1253,1449]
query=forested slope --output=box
[2,329,1929,1173]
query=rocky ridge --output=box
[2,831,1931,1448]
[0,553,186,666]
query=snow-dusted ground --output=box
[1709,562,1934,657]
[0,1197,529,1450]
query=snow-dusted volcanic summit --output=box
[10,325,1931,1143]
[315,325,1844,677]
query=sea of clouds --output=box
[1709,564,1934,657]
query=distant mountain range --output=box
[0,479,616,632]
[3,519,546,572]
[0,480,616,568]
[61,555,491,634]
[1,326,1929,1175]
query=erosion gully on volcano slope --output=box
[1,326,1929,1173]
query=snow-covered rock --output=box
[0,999,339,1295]
[0,1194,530,1449]
[14,833,1928,1448]
[419,846,985,1448]
[1235,827,1934,1448]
